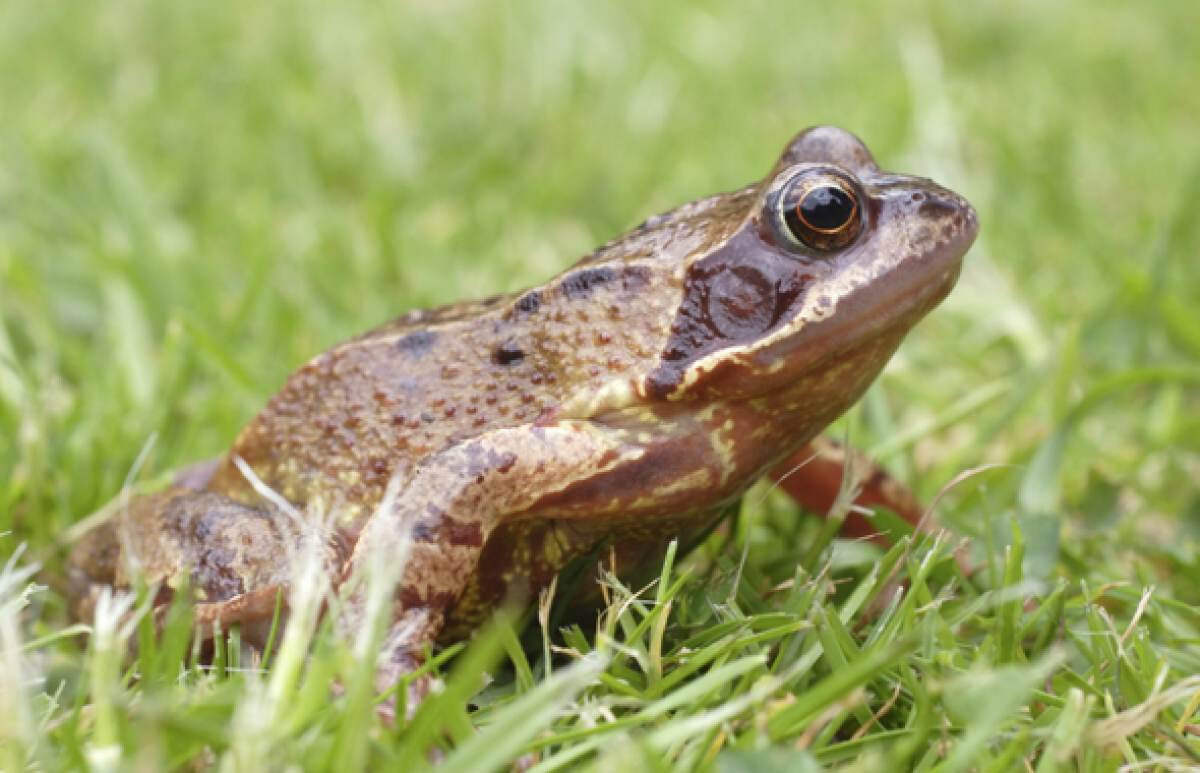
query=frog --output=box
[67,126,978,707]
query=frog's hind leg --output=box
[769,435,925,543]
[68,487,335,656]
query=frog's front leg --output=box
[769,435,925,542]
[337,421,638,704]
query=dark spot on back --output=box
[493,342,525,366]
[515,290,542,314]
[397,329,436,356]
[560,267,615,299]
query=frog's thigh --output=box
[769,436,923,541]
[67,488,199,624]
[342,421,637,693]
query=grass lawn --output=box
[4,0,1200,769]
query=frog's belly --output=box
[438,508,728,643]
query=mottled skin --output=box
[67,127,978,704]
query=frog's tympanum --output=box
[68,127,978,707]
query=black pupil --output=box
[799,185,855,231]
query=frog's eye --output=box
[777,171,862,251]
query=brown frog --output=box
[67,126,977,704]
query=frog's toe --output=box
[359,606,446,721]
[368,671,439,726]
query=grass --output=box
[3,0,1200,769]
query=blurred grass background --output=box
[3,0,1200,768]
[2,0,1198,551]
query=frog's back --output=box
[203,187,753,528]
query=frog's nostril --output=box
[912,189,978,261]
[917,196,959,220]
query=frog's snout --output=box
[937,191,979,259]
[903,185,979,271]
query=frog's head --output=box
[641,126,978,407]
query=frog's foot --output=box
[769,435,925,543]
[369,607,445,722]
[323,605,441,724]
[152,585,290,651]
